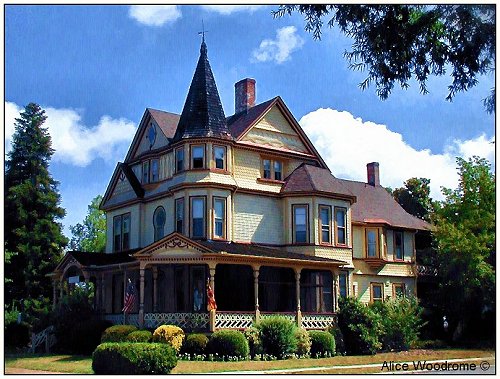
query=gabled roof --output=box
[339,179,431,231]
[100,162,143,210]
[147,108,180,139]
[281,163,356,201]
[172,41,232,142]
[54,250,140,273]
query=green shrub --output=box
[5,321,31,348]
[370,296,424,351]
[182,333,209,356]
[338,297,382,355]
[207,330,249,359]
[309,330,335,358]
[101,325,138,343]
[294,328,311,357]
[127,330,153,343]
[411,339,448,349]
[152,325,185,353]
[256,316,297,360]
[326,326,346,356]
[244,327,262,359]
[92,342,177,374]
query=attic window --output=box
[261,157,284,181]
[147,122,157,148]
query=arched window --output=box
[153,206,166,242]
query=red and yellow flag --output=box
[206,278,217,311]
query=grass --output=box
[5,349,493,374]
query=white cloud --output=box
[252,26,304,64]
[5,102,137,167]
[201,5,262,15]
[129,5,181,26]
[299,108,495,200]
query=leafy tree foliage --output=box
[5,103,68,304]
[432,156,495,342]
[274,5,495,112]
[69,194,106,252]
[392,177,433,221]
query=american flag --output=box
[206,278,217,311]
[122,279,136,314]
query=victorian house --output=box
[51,40,430,332]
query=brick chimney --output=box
[367,162,380,186]
[235,78,256,114]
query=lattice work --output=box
[301,314,336,330]
[144,313,209,331]
[215,313,254,330]
[128,314,140,327]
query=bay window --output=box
[319,205,331,244]
[213,197,226,239]
[191,145,205,169]
[190,197,206,239]
[366,228,379,257]
[335,207,347,245]
[175,198,184,234]
[293,204,308,243]
[394,231,404,260]
[213,145,226,170]
[175,147,184,173]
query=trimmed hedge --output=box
[182,333,209,356]
[92,342,177,374]
[127,330,153,343]
[207,330,249,359]
[294,328,311,357]
[152,325,185,352]
[309,330,335,358]
[256,316,297,359]
[101,325,138,343]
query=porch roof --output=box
[64,249,140,267]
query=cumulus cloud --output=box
[5,102,137,167]
[299,108,495,200]
[201,5,262,15]
[252,26,304,64]
[129,5,181,26]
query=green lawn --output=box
[4,349,493,374]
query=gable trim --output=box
[134,232,215,257]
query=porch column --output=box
[152,266,158,312]
[332,269,339,312]
[253,267,260,322]
[295,269,302,327]
[209,265,216,332]
[52,280,57,309]
[138,268,145,328]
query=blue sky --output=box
[5,5,495,239]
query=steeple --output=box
[172,38,232,142]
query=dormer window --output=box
[261,157,284,181]
[274,161,283,180]
[214,145,226,170]
[151,159,159,182]
[142,158,159,184]
[191,145,205,169]
[142,161,150,183]
[263,159,271,179]
[175,147,184,173]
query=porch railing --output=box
[103,313,140,327]
[144,312,209,331]
[215,311,254,330]
[301,313,337,330]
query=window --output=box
[394,231,404,260]
[366,228,379,257]
[371,283,384,302]
[151,159,159,182]
[339,272,348,298]
[335,207,347,245]
[175,147,184,173]
[175,198,184,234]
[393,283,406,298]
[274,161,283,180]
[191,197,206,238]
[319,205,331,244]
[191,145,205,169]
[300,270,333,313]
[213,197,226,239]
[153,206,166,242]
[263,159,271,179]
[214,146,226,170]
[141,159,160,184]
[293,205,308,243]
[113,213,131,252]
[142,161,150,184]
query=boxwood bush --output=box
[309,330,335,358]
[207,330,249,359]
[101,325,138,343]
[294,328,311,357]
[152,325,185,353]
[256,316,297,359]
[182,333,209,356]
[92,342,177,374]
[126,330,153,343]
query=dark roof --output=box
[227,97,277,139]
[120,163,144,198]
[148,108,180,139]
[66,250,139,267]
[339,179,431,230]
[281,164,355,199]
[172,41,233,142]
[197,240,347,264]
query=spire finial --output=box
[198,20,208,54]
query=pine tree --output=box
[5,103,68,304]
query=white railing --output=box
[30,325,56,353]
[215,312,254,330]
[144,313,209,331]
[301,314,337,330]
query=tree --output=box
[69,194,106,252]
[432,156,495,343]
[274,5,495,113]
[392,177,433,221]
[5,103,68,304]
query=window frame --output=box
[339,271,348,298]
[318,205,332,245]
[175,198,184,234]
[175,147,185,173]
[189,196,207,239]
[260,157,285,182]
[366,228,379,258]
[273,160,283,181]
[213,145,227,171]
[370,282,384,303]
[292,204,309,244]
[393,230,404,261]
[142,160,150,184]
[262,159,271,179]
[150,158,160,183]
[212,197,226,240]
[153,206,166,242]
[334,207,347,246]
[190,144,206,170]
[113,212,131,252]
[392,283,406,298]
